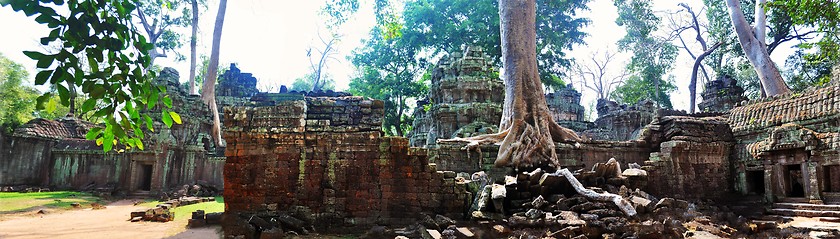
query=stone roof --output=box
[13,118,99,140]
[728,83,840,133]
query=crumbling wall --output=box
[698,75,747,112]
[644,116,734,200]
[222,96,469,236]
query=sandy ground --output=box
[0,200,221,239]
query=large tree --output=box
[200,0,227,147]
[443,0,581,169]
[0,54,38,134]
[135,0,191,66]
[613,0,678,108]
[725,0,791,96]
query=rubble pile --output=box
[129,196,215,222]
[187,210,223,228]
[161,182,221,200]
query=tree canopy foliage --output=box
[612,0,678,108]
[0,54,39,134]
[1,0,179,152]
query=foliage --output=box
[0,54,38,134]
[0,191,104,213]
[1,0,179,152]
[613,0,677,108]
[291,73,335,92]
[784,44,837,92]
[401,0,589,84]
[135,0,194,63]
[181,55,228,93]
[610,75,677,108]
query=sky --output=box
[0,0,798,114]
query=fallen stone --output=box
[622,168,647,177]
[188,218,206,228]
[455,227,474,238]
[491,184,506,199]
[655,198,676,209]
[531,195,548,209]
[491,225,511,237]
[434,215,456,228]
[525,209,543,219]
[426,229,442,239]
[259,227,285,239]
[70,202,81,208]
[205,212,223,224]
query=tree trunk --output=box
[201,0,227,147]
[495,0,580,168]
[188,0,198,95]
[689,42,722,113]
[725,0,791,97]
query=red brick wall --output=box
[223,97,468,233]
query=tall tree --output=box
[614,0,678,108]
[188,0,199,95]
[667,3,723,113]
[200,0,227,147]
[135,0,191,66]
[306,32,340,92]
[726,0,790,96]
[0,54,38,134]
[442,0,581,169]
[573,49,628,100]
[349,28,427,136]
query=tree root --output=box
[555,168,637,217]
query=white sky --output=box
[0,0,797,113]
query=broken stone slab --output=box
[629,196,653,213]
[434,215,455,228]
[205,212,223,224]
[592,158,623,179]
[490,184,506,199]
[622,168,647,177]
[426,229,442,239]
[525,209,544,219]
[455,227,475,238]
[531,195,548,209]
[259,227,285,239]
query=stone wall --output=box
[643,116,734,200]
[222,96,469,236]
[0,68,225,194]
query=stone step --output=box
[773,203,840,211]
[769,208,840,217]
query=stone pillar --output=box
[806,161,823,203]
[764,164,775,202]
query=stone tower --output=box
[546,85,591,132]
[699,75,747,112]
[408,46,504,147]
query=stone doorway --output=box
[746,170,765,195]
[825,165,840,192]
[136,163,154,191]
[785,164,806,198]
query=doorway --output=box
[139,164,153,191]
[746,170,765,195]
[786,165,805,198]
[825,165,840,192]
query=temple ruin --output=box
[2,49,840,238]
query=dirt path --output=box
[0,200,221,239]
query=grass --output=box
[0,191,104,214]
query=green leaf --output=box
[36,55,53,68]
[35,93,52,110]
[169,111,182,125]
[103,124,114,152]
[56,84,70,105]
[85,127,102,141]
[162,96,172,108]
[143,115,154,131]
[148,91,159,110]
[136,139,144,150]
[45,97,58,113]
[35,70,53,85]
[161,110,173,128]
[23,51,45,60]
[81,98,96,112]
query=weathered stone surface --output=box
[408,46,504,147]
[699,75,747,112]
